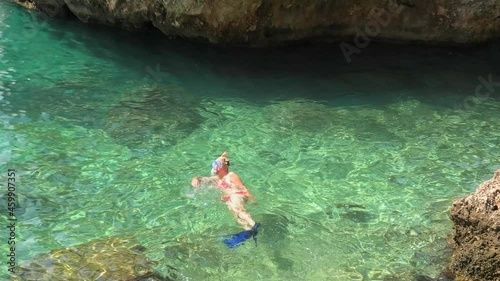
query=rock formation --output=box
[449,170,500,281]
[17,0,500,46]
[14,237,174,281]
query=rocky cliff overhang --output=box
[15,0,500,46]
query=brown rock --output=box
[17,0,500,46]
[14,237,170,281]
[14,0,37,10]
[449,170,500,281]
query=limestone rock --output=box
[19,0,500,46]
[449,170,500,281]
[14,237,171,281]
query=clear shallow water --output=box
[1,1,500,280]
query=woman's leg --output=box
[236,209,255,228]
[227,200,255,230]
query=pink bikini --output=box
[216,173,247,202]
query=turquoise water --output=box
[1,1,500,280]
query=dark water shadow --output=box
[12,5,500,108]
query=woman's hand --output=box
[247,193,257,204]
[191,177,201,187]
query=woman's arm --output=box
[191,176,216,187]
[230,173,256,203]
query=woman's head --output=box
[211,151,230,175]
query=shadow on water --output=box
[27,5,500,108]
[104,87,204,153]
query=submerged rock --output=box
[265,100,335,135]
[104,86,203,152]
[163,236,223,270]
[340,209,376,224]
[449,170,500,281]
[258,212,295,270]
[14,237,170,281]
[434,268,455,281]
[333,203,376,224]
[19,0,500,46]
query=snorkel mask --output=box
[211,159,223,175]
[211,152,230,175]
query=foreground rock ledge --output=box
[17,0,500,46]
[14,237,172,281]
[449,170,500,281]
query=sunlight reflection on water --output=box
[1,1,499,280]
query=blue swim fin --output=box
[223,223,260,248]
